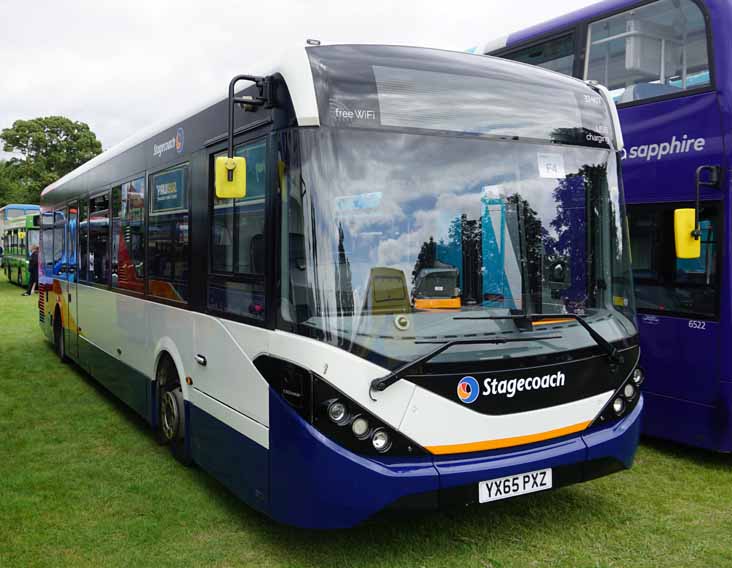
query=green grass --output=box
[1,278,732,568]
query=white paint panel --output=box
[189,387,269,450]
[399,387,612,447]
[192,315,270,427]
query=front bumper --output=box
[267,391,643,529]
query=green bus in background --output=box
[2,213,40,287]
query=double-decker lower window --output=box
[628,202,719,318]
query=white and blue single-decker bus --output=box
[39,44,643,528]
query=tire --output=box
[53,308,68,363]
[156,356,191,465]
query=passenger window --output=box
[115,177,145,292]
[89,193,111,285]
[585,0,711,104]
[208,139,266,320]
[504,34,576,76]
[628,203,718,318]
[111,186,122,287]
[148,165,190,303]
[41,211,54,275]
[79,201,89,281]
[52,210,65,278]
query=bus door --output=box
[64,203,79,360]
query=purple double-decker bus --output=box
[486,0,731,452]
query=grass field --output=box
[1,278,732,567]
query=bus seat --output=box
[362,267,411,314]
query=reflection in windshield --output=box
[279,127,635,365]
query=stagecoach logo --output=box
[153,127,185,158]
[457,372,567,403]
[457,376,480,404]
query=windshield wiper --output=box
[453,313,622,365]
[369,334,562,397]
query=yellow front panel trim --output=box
[414,297,461,309]
[425,420,592,455]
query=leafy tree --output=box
[0,160,26,206]
[0,116,102,205]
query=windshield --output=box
[278,127,636,368]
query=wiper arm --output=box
[454,314,622,365]
[369,334,562,397]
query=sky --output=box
[0,0,596,159]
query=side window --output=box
[148,165,189,302]
[114,177,145,292]
[52,210,65,278]
[79,200,89,282]
[628,203,719,318]
[41,211,54,276]
[585,0,711,104]
[208,139,267,319]
[503,34,576,76]
[89,193,111,285]
[111,186,122,287]
[66,205,78,282]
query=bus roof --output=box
[41,43,619,206]
[0,204,39,211]
[41,45,318,200]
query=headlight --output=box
[351,416,370,439]
[631,368,644,385]
[327,400,348,424]
[623,383,636,400]
[371,429,392,453]
[612,397,625,415]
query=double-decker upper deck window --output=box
[504,34,576,77]
[585,0,711,104]
[149,165,189,303]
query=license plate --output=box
[478,468,552,503]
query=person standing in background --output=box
[23,244,39,296]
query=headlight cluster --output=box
[254,355,425,457]
[324,399,393,453]
[594,367,644,426]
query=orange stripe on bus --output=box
[531,318,574,326]
[425,420,592,455]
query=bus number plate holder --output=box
[478,468,552,503]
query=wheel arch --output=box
[152,338,190,400]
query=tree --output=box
[0,116,103,205]
[0,160,26,205]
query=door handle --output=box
[195,354,207,366]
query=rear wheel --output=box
[156,356,191,465]
[53,308,67,362]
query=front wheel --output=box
[156,358,191,465]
